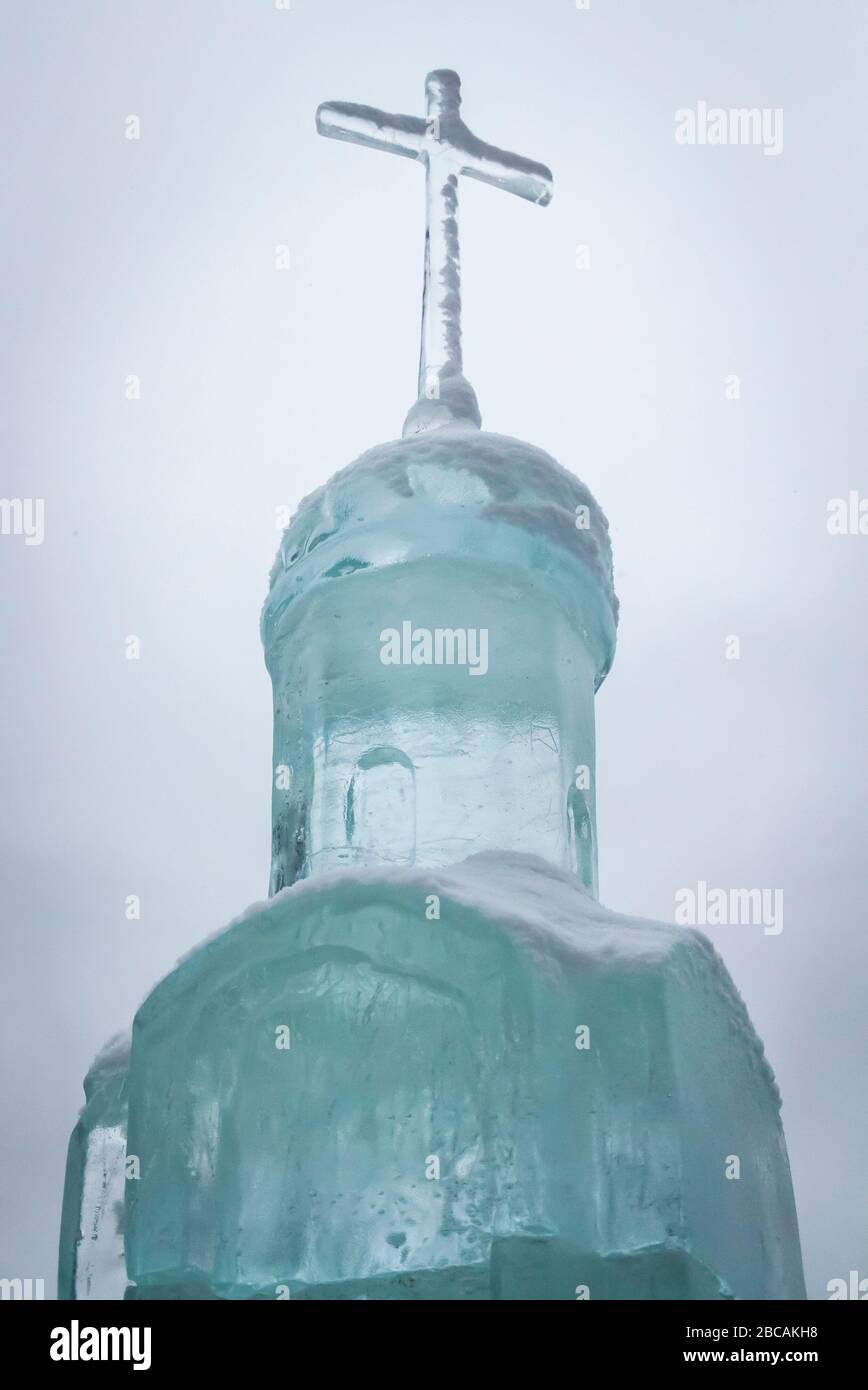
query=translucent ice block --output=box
[122,855,805,1300]
[57,1032,130,1300]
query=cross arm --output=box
[316,101,427,162]
[456,131,553,206]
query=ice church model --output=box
[59,71,805,1301]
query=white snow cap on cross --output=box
[317,69,553,437]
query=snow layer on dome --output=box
[266,429,618,626]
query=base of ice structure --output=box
[123,1241,735,1301]
[72,852,805,1300]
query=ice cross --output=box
[316,69,553,437]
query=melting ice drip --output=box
[317,69,552,436]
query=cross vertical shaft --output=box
[316,69,553,436]
[420,72,464,406]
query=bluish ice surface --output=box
[59,426,804,1300]
[59,854,803,1300]
[58,1032,129,1300]
[262,428,616,895]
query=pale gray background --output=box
[2,0,866,1300]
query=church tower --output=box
[263,70,617,896]
[60,71,805,1304]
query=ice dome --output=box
[261,429,619,894]
[263,428,618,689]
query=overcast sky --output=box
[2,0,866,1300]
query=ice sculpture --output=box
[57,1033,129,1300]
[59,71,805,1300]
